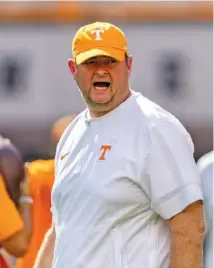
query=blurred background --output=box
[0,1,213,161]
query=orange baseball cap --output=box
[72,22,128,65]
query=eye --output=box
[107,59,117,65]
[84,60,96,65]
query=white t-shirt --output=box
[197,151,213,268]
[52,90,203,268]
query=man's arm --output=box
[166,200,205,268]
[1,201,32,257]
[0,170,32,257]
[33,226,56,268]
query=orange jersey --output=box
[16,159,54,268]
[0,175,24,243]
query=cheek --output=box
[76,71,92,90]
[111,69,127,87]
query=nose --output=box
[95,68,107,76]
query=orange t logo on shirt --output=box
[99,145,112,160]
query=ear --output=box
[127,56,133,77]
[68,58,77,79]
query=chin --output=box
[96,99,110,104]
[89,101,111,110]
[95,98,113,106]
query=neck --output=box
[89,89,131,118]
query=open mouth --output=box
[93,82,111,88]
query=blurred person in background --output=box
[0,135,32,268]
[16,159,54,268]
[34,22,205,268]
[16,114,77,268]
[197,150,213,268]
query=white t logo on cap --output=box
[91,29,104,40]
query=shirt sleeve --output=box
[0,177,24,242]
[142,114,203,220]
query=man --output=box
[16,159,54,268]
[17,114,77,268]
[197,150,213,268]
[34,22,205,268]
[0,136,32,267]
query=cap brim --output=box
[75,47,125,65]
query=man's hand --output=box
[166,200,205,268]
[20,163,31,197]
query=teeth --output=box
[94,86,108,90]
